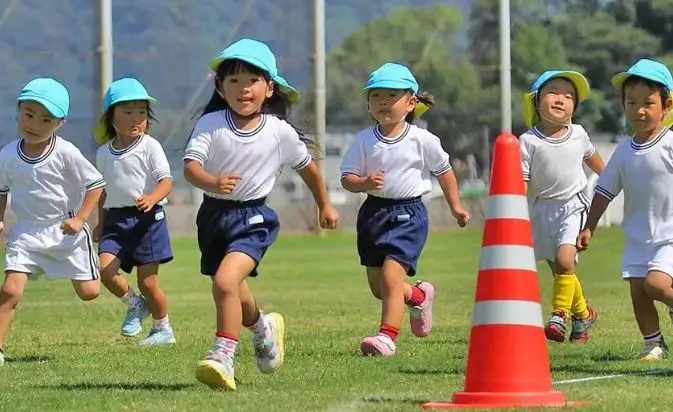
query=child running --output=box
[183,38,339,390]
[93,78,175,345]
[520,70,604,343]
[340,62,470,357]
[0,78,105,366]
[577,58,673,361]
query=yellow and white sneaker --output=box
[639,339,667,361]
[252,312,285,374]
[195,349,236,391]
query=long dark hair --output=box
[191,59,321,158]
[100,101,156,143]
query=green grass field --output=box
[1,227,672,412]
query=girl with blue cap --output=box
[578,58,673,361]
[93,78,175,346]
[340,62,470,357]
[0,78,106,366]
[184,38,339,390]
[519,70,605,344]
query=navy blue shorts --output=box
[99,205,174,273]
[196,195,280,277]
[356,195,429,276]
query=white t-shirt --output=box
[520,124,596,202]
[96,134,171,209]
[339,123,451,199]
[0,136,106,222]
[183,110,311,201]
[595,128,673,244]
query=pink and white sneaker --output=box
[408,281,435,337]
[360,334,396,356]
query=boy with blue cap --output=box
[0,78,106,366]
[93,78,175,346]
[184,38,339,390]
[340,62,470,357]
[519,70,605,344]
[578,58,673,361]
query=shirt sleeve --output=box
[339,135,365,178]
[278,120,312,170]
[66,144,106,192]
[520,138,531,182]
[0,148,10,195]
[147,138,172,182]
[594,146,622,201]
[184,119,213,166]
[422,131,452,176]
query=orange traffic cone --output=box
[423,132,587,409]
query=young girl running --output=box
[93,78,175,345]
[578,59,673,361]
[340,62,470,357]
[183,38,339,390]
[0,78,105,365]
[520,70,604,343]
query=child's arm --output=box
[137,139,173,212]
[0,193,7,232]
[436,170,469,227]
[339,133,379,193]
[184,127,240,194]
[63,145,106,234]
[584,152,605,175]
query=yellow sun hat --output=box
[522,70,590,128]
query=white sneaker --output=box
[195,349,236,391]
[640,340,666,361]
[252,312,285,374]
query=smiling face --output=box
[218,61,274,117]
[536,78,577,125]
[17,101,62,144]
[367,88,416,126]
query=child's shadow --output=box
[39,382,195,391]
[5,355,53,364]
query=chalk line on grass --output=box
[553,369,673,385]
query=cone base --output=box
[422,391,589,409]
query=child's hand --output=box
[576,228,592,251]
[0,221,4,235]
[214,174,242,194]
[319,203,339,230]
[363,172,384,191]
[451,205,470,228]
[136,194,158,213]
[61,216,85,235]
[92,224,102,242]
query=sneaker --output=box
[360,334,396,357]
[639,339,668,361]
[569,305,598,343]
[252,312,285,374]
[0,350,4,366]
[121,296,150,337]
[195,349,236,391]
[408,281,435,338]
[139,325,176,346]
[545,311,568,343]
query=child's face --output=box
[220,70,273,117]
[624,82,671,136]
[537,78,576,124]
[368,89,416,126]
[112,100,148,139]
[17,101,62,144]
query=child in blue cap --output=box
[519,70,605,344]
[0,78,106,366]
[93,78,175,345]
[340,62,469,357]
[184,38,339,390]
[578,58,673,361]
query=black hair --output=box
[100,101,156,143]
[368,89,437,123]
[621,76,669,106]
[534,78,579,120]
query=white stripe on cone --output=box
[485,194,531,220]
[479,245,537,271]
[472,300,544,327]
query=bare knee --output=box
[137,265,160,295]
[0,279,25,305]
[73,280,100,301]
[553,245,576,274]
[644,271,672,300]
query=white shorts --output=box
[4,218,99,281]
[530,193,590,262]
[621,240,673,279]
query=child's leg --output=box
[70,279,100,301]
[195,251,256,391]
[136,263,175,345]
[0,272,29,360]
[99,252,148,337]
[239,280,285,374]
[545,246,577,342]
[629,278,665,361]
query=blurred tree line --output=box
[310,0,673,160]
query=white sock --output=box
[120,288,139,307]
[644,331,663,344]
[152,315,169,328]
[247,311,268,336]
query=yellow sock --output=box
[571,274,590,319]
[552,274,575,316]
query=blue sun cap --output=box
[17,78,70,118]
[529,70,590,102]
[364,63,419,93]
[208,38,300,103]
[612,58,673,91]
[102,77,156,111]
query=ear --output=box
[266,81,275,99]
[407,93,418,113]
[665,93,673,112]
